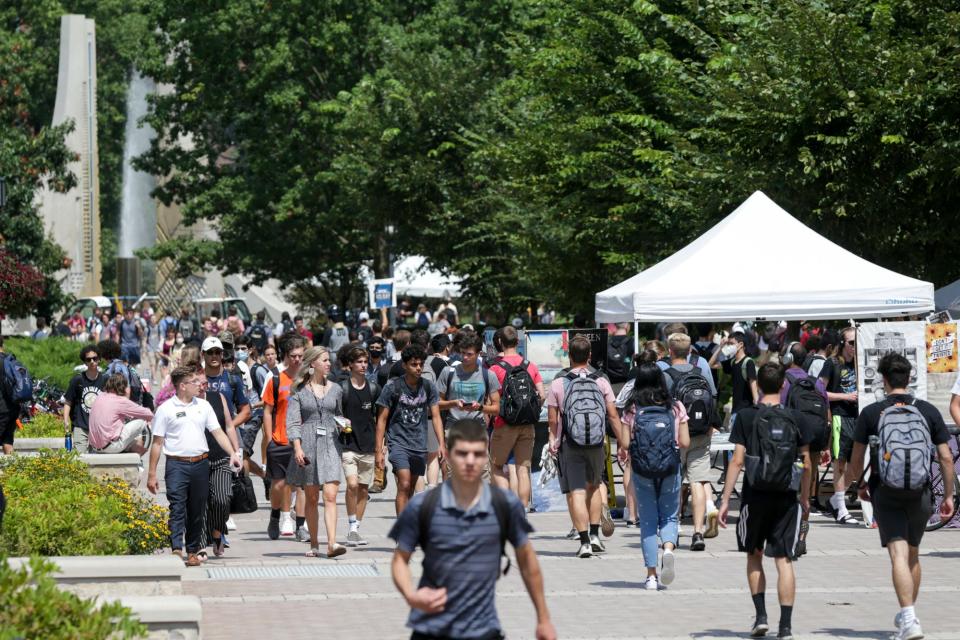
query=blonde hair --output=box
[667,332,691,358]
[178,345,201,369]
[295,346,330,390]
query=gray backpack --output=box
[561,371,606,447]
[876,400,932,492]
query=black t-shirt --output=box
[853,393,950,492]
[721,356,757,413]
[825,357,857,418]
[341,380,376,454]
[730,403,811,502]
[65,372,106,432]
[205,390,230,461]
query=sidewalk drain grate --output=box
[206,564,381,580]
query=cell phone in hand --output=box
[299,456,310,466]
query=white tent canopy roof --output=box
[595,191,934,323]
[392,256,462,299]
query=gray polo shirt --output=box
[388,483,533,638]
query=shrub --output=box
[0,555,147,639]
[0,450,168,556]
[18,412,63,438]
[4,336,83,390]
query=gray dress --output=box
[285,383,344,486]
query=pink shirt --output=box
[547,366,616,410]
[490,355,544,428]
[88,393,154,450]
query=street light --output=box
[0,177,7,209]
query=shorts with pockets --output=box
[97,419,148,454]
[266,441,293,481]
[342,450,376,485]
[558,443,605,494]
[681,432,713,483]
[389,446,427,478]
[873,486,932,548]
[834,415,856,462]
[737,494,801,559]
[490,424,535,468]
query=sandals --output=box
[306,547,322,557]
[327,543,347,558]
[836,513,861,525]
[212,537,226,557]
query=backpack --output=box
[606,335,633,383]
[805,354,827,379]
[665,364,714,436]
[495,359,541,426]
[784,371,827,436]
[744,405,800,492]
[416,312,430,328]
[629,404,680,478]
[328,325,349,352]
[418,484,513,581]
[339,378,381,417]
[875,400,932,492]
[282,319,295,335]
[178,317,196,341]
[1,353,33,404]
[106,359,146,407]
[560,371,607,447]
[247,323,269,353]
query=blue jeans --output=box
[165,458,210,553]
[632,469,681,568]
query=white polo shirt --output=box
[152,395,221,457]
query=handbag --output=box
[230,471,258,514]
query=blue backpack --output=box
[629,404,680,478]
[2,353,33,404]
[106,359,144,406]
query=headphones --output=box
[781,341,799,366]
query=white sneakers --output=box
[226,517,237,531]
[660,550,676,586]
[279,512,295,537]
[894,621,924,640]
[643,575,659,590]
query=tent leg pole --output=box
[633,321,639,354]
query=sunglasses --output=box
[84,357,100,363]
[845,340,856,346]
[204,349,223,355]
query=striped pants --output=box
[200,458,234,548]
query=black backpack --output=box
[606,335,633,383]
[665,362,714,436]
[418,485,513,582]
[247,323,269,353]
[494,359,541,425]
[784,371,827,437]
[745,405,800,492]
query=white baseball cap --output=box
[201,337,224,352]
[359,311,370,321]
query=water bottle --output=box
[64,430,73,451]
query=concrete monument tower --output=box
[38,15,102,297]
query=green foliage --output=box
[5,337,83,390]
[0,450,169,556]
[18,412,63,438]
[0,555,146,639]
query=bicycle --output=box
[926,424,960,532]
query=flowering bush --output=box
[0,450,169,556]
[0,248,45,318]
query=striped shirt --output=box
[389,483,533,638]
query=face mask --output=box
[721,344,737,358]
[175,337,184,345]
[236,351,249,362]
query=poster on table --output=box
[856,321,927,414]
[482,327,526,361]
[368,278,396,309]
[523,328,608,385]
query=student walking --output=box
[719,362,812,640]
[389,419,556,640]
[622,362,690,589]
[339,346,380,546]
[848,353,954,640]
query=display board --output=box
[523,328,608,385]
[857,321,927,413]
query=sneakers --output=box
[893,614,924,640]
[690,532,706,551]
[750,616,769,637]
[267,516,280,540]
[296,525,311,543]
[576,543,593,558]
[565,527,579,539]
[226,517,237,531]
[590,535,606,553]
[704,507,719,538]
[893,612,922,629]
[796,521,809,557]
[776,628,793,640]
[600,504,615,537]
[279,513,295,537]
[643,575,659,590]
[346,530,367,547]
[660,549,676,586]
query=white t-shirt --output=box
[235,360,253,392]
[952,371,960,396]
[152,395,221,457]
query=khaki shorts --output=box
[681,432,713,484]
[97,419,148,454]
[341,450,376,486]
[490,424,535,468]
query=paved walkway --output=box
[153,462,960,639]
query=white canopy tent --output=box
[392,256,462,299]
[595,191,934,323]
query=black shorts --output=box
[737,495,801,559]
[558,443,605,494]
[873,486,932,548]
[238,422,260,458]
[837,416,856,462]
[266,441,293,481]
[805,422,830,453]
[0,414,16,447]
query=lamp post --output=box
[0,177,7,209]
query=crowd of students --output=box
[15,310,958,640]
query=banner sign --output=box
[857,321,927,413]
[368,278,396,309]
[524,328,609,385]
[926,322,958,374]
